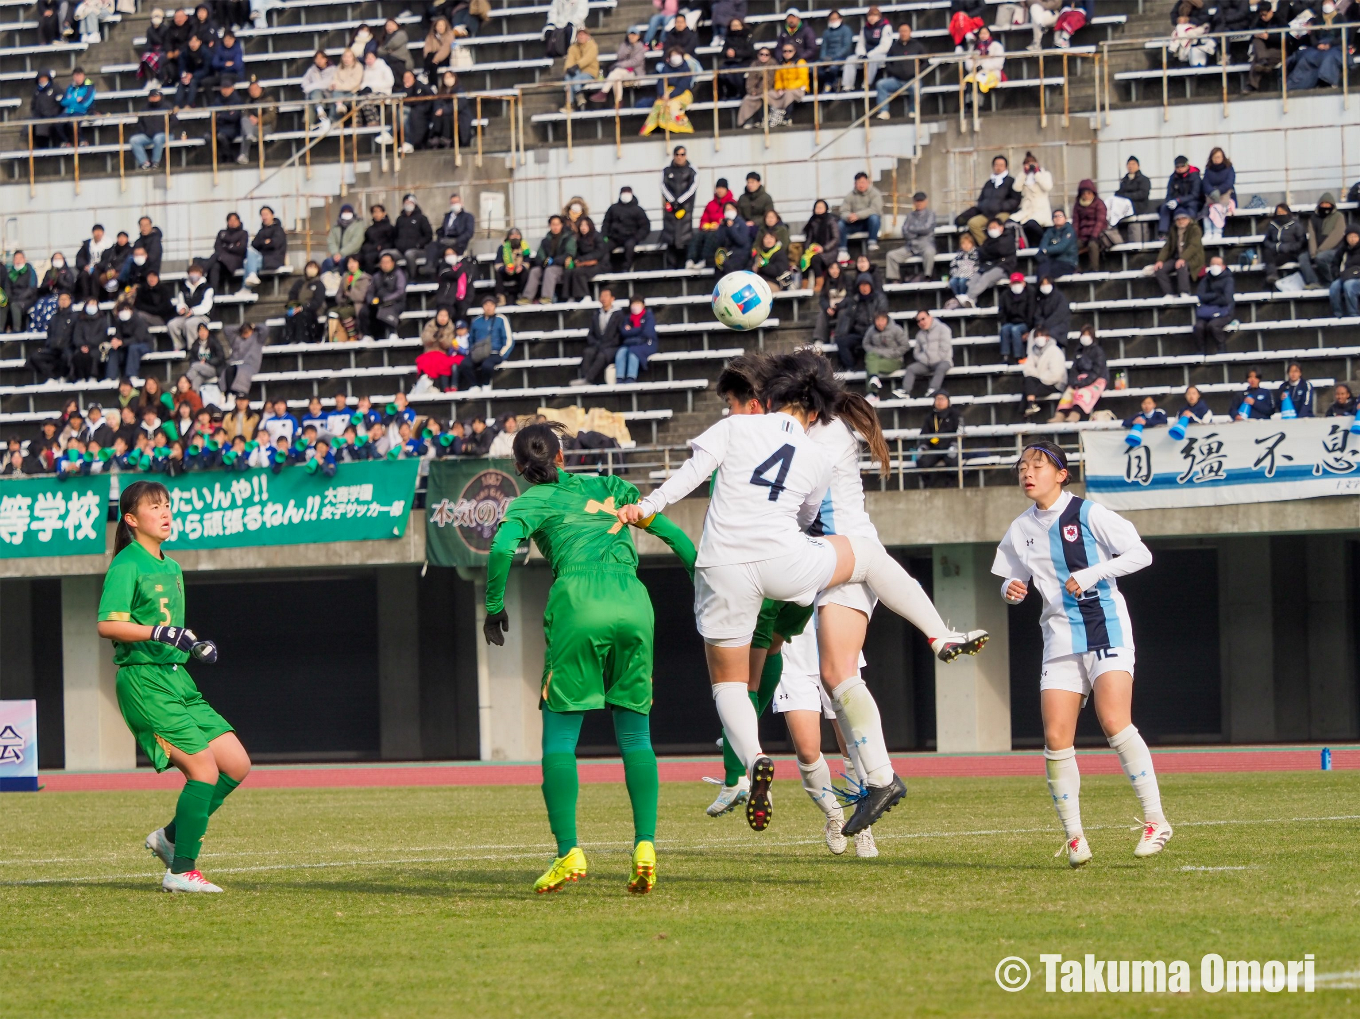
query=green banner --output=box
[129,460,421,551]
[425,458,523,567]
[0,475,109,558]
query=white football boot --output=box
[1133,819,1173,858]
[824,815,848,855]
[853,827,879,858]
[1057,833,1093,868]
[702,775,750,817]
[145,828,175,868]
[162,869,223,893]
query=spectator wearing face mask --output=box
[1286,1,1350,92]
[997,272,1033,365]
[1052,327,1106,422]
[1261,203,1318,288]
[956,154,1020,245]
[841,5,892,92]
[1036,208,1079,281]
[1309,192,1347,285]
[41,252,75,299]
[494,230,533,305]
[323,204,364,272]
[714,201,752,275]
[958,217,1016,307]
[1021,328,1066,418]
[119,243,155,290]
[426,193,476,273]
[601,187,650,272]
[105,301,152,379]
[70,297,108,380]
[168,262,213,350]
[816,9,854,93]
[392,195,432,278]
[561,195,590,238]
[3,252,38,333]
[435,245,472,322]
[614,297,657,383]
[1030,276,1071,355]
[1193,255,1234,355]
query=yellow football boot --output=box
[533,847,588,894]
[626,840,656,895]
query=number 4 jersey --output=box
[639,411,832,568]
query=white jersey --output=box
[806,418,878,540]
[681,412,832,568]
[991,491,1150,662]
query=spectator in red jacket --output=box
[688,177,733,268]
[1071,178,1108,271]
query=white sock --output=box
[829,677,895,788]
[798,755,844,820]
[1044,746,1083,839]
[847,534,951,640]
[712,682,762,772]
[1108,724,1165,824]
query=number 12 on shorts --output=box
[750,444,796,501]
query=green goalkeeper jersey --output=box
[97,540,189,667]
[485,469,696,614]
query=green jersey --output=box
[98,540,189,667]
[486,469,696,614]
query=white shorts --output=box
[817,580,878,617]
[772,626,862,719]
[1040,647,1136,700]
[694,537,839,646]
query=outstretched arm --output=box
[619,445,719,523]
[639,511,696,578]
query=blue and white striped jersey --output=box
[991,492,1151,661]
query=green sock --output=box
[163,773,242,844]
[541,709,584,857]
[168,779,214,874]
[722,651,784,785]
[612,708,658,846]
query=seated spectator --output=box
[69,297,107,380]
[119,242,154,290]
[737,172,775,227]
[329,256,369,341]
[752,230,790,289]
[961,26,1005,93]
[189,5,215,48]
[1200,187,1235,242]
[660,13,696,57]
[243,205,286,288]
[817,9,854,93]
[520,216,573,304]
[220,320,263,397]
[1234,367,1274,420]
[174,34,210,108]
[237,78,277,163]
[956,155,1019,245]
[1153,208,1204,296]
[432,245,470,322]
[493,229,533,304]
[488,415,519,459]
[1286,6,1350,91]
[1037,208,1079,280]
[41,252,75,300]
[838,171,883,259]
[916,390,961,488]
[1176,384,1213,424]
[567,217,608,301]
[328,49,365,118]
[800,199,841,289]
[594,27,647,104]
[283,262,325,343]
[3,252,38,333]
[1169,12,1215,67]
[1021,327,1066,418]
[428,71,472,149]
[210,76,245,156]
[60,68,95,139]
[157,9,193,85]
[364,251,407,340]
[563,27,601,108]
[814,260,849,342]
[427,192,475,269]
[1326,383,1357,417]
[417,309,459,390]
[356,52,395,131]
[874,23,925,120]
[862,310,908,397]
[1032,275,1071,354]
[1279,362,1314,418]
[944,232,979,304]
[36,0,61,46]
[886,192,937,283]
[758,208,790,252]
[901,308,953,396]
[1245,8,1282,93]
[834,272,884,368]
[961,217,1016,306]
[210,30,246,89]
[614,297,657,383]
[205,212,249,295]
[1027,0,1062,50]
[359,204,396,273]
[391,196,432,278]
[377,18,412,76]
[1112,155,1153,243]
[27,292,74,380]
[105,301,152,379]
[169,262,213,350]
[1011,152,1053,248]
[301,51,335,122]
[1330,227,1360,318]
[323,204,364,272]
[997,271,1033,364]
[1310,192,1347,284]
[183,321,225,391]
[134,270,174,326]
[715,202,752,275]
[1123,396,1168,430]
[129,89,173,171]
[736,47,777,130]
[1201,147,1235,206]
[1052,326,1106,422]
[1262,203,1319,288]
[640,47,695,136]
[31,70,67,149]
[841,6,892,92]
[459,296,514,390]
[574,287,623,385]
[422,17,457,79]
[1193,255,1235,355]
[1158,155,1203,235]
[1072,184,1107,271]
[603,187,651,273]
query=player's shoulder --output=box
[1084,497,1137,533]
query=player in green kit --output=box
[483,423,696,895]
[97,480,249,893]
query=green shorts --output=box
[541,566,654,715]
[752,599,815,651]
[115,663,234,773]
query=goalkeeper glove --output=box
[482,609,509,647]
[151,625,218,663]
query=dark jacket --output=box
[1038,222,1079,265]
[661,161,698,244]
[212,226,249,273]
[1201,161,1236,200]
[1164,167,1203,210]
[573,229,609,265]
[969,175,1020,220]
[187,332,225,371]
[736,185,775,225]
[434,259,471,309]
[361,218,396,257]
[369,267,407,310]
[1123,407,1168,428]
[1069,341,1108,388]
[1280,378,1314,417]
[752,240,789,280]
[1263,215,1308,259]
[1327,395,1358,417]
[112,311,152,348]
[1337,239,1360,282]
[618,309,659,368]
[436,208,476,251]
[210,88,244,134]
[394,206,433,252]
[1211,0,1254,32]
[583,304,624,350]
[251,222,288,271]
[31,78,62,121]
[838,276,888,337]
[537,229,575,266]
[288,274,326,312]
[774,18,818,61]
[920,405,962,445]
[1115,169,1153,213]
[720,27,754,66]
[803,211,839,250]
[998,284,1034,327]
[662,25,697,54]
[135,280,176,320]
[210,37,245,76]
[135,227,164,274]
[1194,269,1235,316]
[40,265,76,297]
[1236,384,1274,419]
[136,99,174,138]
[978,228,1017,275]
[715,219,752,271]
[72,309,110,351]
[883,36,926,81]
[601,200,651,245]
[1031,286,1071,344]
[45,305,79,350]
[4,264,38,306]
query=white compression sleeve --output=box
[1069,542,1153,593]
[711,682,762,772]
[1107,724,1165,824]
[798,755,843,819]
[1044,746,1083,838]
[846,534,951,640]
[636,445,719,518]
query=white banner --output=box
[0,699,38,792]
[1084,418,1360,511]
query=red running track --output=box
[34,746,1358,793]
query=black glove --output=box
[151,625,218,664]
[190,639,218,664]
[483,608,509,646]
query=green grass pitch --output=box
[3,771,1357,1018]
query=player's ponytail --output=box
[114,480,172,554]
[830,391,891,476]
[512,421,568,485]
[760,349,840,422]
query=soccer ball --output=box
[711,271,773,331]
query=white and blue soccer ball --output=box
[711,271,773,331]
